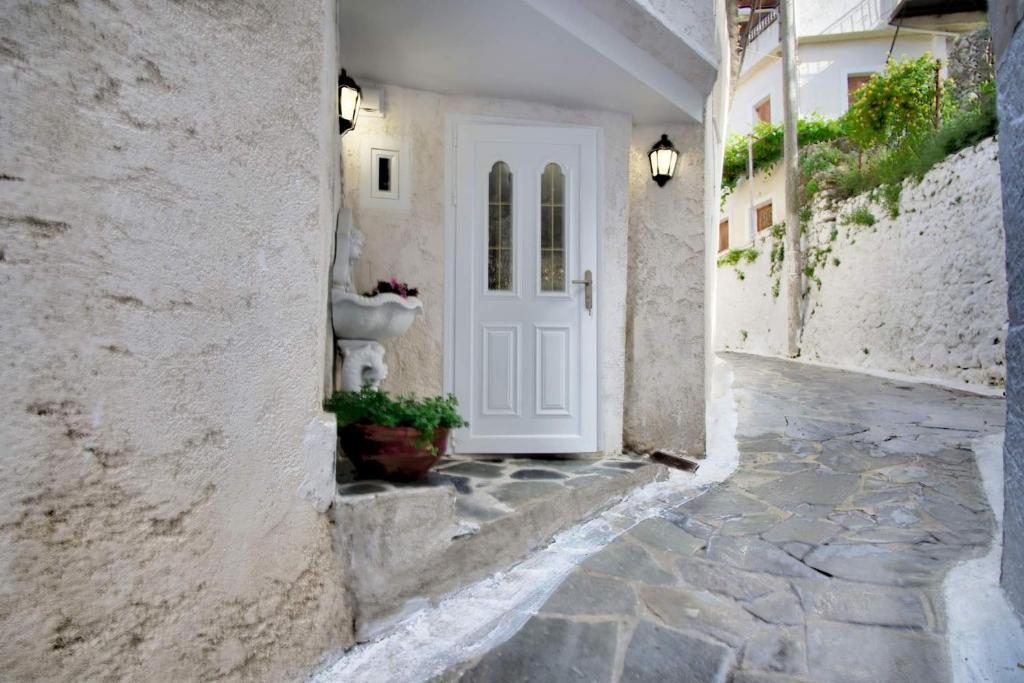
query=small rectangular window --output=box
[370,148,398,200]
[754,97,771,124]
[377,156,391,192]
[756,203,773,232]
[719,220,729,253]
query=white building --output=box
[720,0,955,252]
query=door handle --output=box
[571,269,593,316]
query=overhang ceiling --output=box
[891,0,987,19]
[337,0,717,125]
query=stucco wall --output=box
[0,1,350,680]
[991,0,1024,620]
[716,138,1007,390]
[341,85,633,454]
[625,125,707,454]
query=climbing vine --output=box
[716,247,760,281]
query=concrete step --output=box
[331,455,667,640]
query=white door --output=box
[451,123,599,453]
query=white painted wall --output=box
[626,124,707,454]
[0,1,351,680]
[705,0,733,454]
[716,139,1007,390]
[720,163,787,262]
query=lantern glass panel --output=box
[340,86,361,124]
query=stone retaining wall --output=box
[716,137,1007,391]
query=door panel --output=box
[482,325,519,416]
[452,123,598,453]
[536,325,570,415]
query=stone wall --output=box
[625,125,707,454]
[990,0,1024,620]
[948,28,995,104]
[0,1,350,680]
[716,138,1007,391]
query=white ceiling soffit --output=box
[337,0,717,124]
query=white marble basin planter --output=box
[332,290,424,341]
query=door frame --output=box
[443,114,605,454]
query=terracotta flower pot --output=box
[339,423,450,481]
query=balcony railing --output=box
[820,0,898,35]
[746,8,779,44]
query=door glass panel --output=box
[540,163,565,292]
[487,162,513,291]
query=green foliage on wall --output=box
[721,118,845,193]
[716,247,760,268]
[844,55,949,149]
[722,56,997,210]
[842,206,877,227]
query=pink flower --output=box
[389,277,409,298]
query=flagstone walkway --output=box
[441,353,1006,683]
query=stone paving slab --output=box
[457,616,618,682]
[440,353,1004,682]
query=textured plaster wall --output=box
[342,85,633,453]
[717,138,1007,389]
[634,0,718,64]
[705,0,732,438]
[625,125,707,454]
[0,1,351,680]
[991,0,1024,619]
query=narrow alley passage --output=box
[439,353,1005,682]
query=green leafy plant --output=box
[717,247,760,268]
[843,206,876,226]
[880,183,902,218]
[325,386,469,453]
[826,75,996,202]
[845,55,947,149]
[721,117,845,192]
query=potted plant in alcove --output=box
[325,386,468,481]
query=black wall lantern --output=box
[338,69,362,136]
[649,134,679,187]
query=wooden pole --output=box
[934,58,942,129]
[780,0,802,358]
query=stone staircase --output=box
[331,455,669,640]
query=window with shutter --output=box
[847,73,875,108]
[756,203,773,232]
[754,97,771,124]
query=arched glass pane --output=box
[488,161,513,291]
[540,163,565,292]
